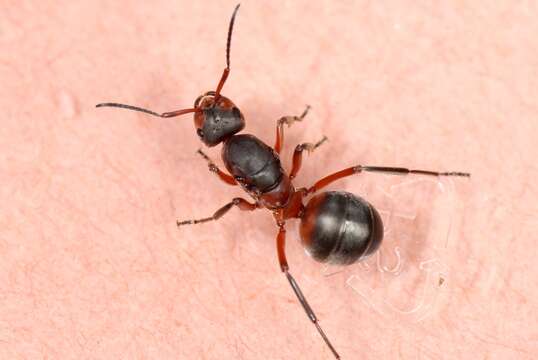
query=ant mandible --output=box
[96,5,470,359]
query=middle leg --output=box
[289,136,328,180]
[177,197,258,227]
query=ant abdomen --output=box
[299,191,384,265]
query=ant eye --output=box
[196,128,204,138]
[232,107,241,117]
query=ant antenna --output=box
[226,3,241,70]
[214,4,241,101]
[96,4,241,116]
[95,103,201,118]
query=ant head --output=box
[191,4,243,147]
[193,91,245,147]
[95,5,243,147]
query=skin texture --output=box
[1,1,537,359]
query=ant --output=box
[96,5,470,359]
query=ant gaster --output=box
[96,5,470,359]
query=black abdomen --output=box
[299,191,383,265]
[222,134,283,192]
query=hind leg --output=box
[307,165,470,194]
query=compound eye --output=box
[196,128,204,138]
[232,107,241,118]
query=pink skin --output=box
[1,1,537,359]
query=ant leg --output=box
[177,198,258,227]
[196,149,237,186]
[289,136,328,180]
[274,105,311,154]
[275,223,340,359]
[307,165,471,194]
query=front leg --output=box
[274,105,311,154]
[197,149,237,186]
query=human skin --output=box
[1,1,537,359]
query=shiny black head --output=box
[95,5,244,147]
[193,4,244,147]
[193,91,245,147]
